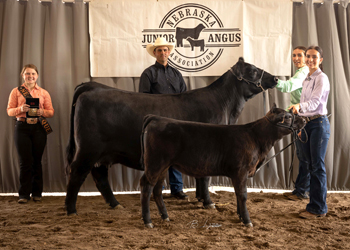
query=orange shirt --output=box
[7,83,54,118]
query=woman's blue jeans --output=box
[294,140,310,198]
[297,116,330,214]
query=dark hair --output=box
[293,46,307,54]
[306,45,324,72]
[20,64,39,76]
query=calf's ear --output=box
[270,103,277,112]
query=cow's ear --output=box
[233,57,245,78]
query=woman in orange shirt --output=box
[7,64,54,203]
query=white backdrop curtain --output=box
[0,0,349,193]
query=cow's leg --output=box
[195,178,203,202]
[140,174,154,228]
[152,172,169,222]
[91,166,120,209]
[196,177,215,209]
[231,176,252,227]
[65,158,93,215]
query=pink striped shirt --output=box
[7,83,54,118]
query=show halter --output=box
[229,67,265,92]
[254,112,308,182]
[229,66,267,114]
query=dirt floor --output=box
[0,190,349,250]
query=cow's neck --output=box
[208,72,246,125]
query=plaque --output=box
[26,98,39,118]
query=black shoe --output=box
[172,191,188,200]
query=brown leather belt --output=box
[302,114,325,123]
[17,117,38,124]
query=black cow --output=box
[140,105,306,228]
[176,23,205,47]
[65,57,278,215]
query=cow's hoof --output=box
[145,223,154,229]
[110,203,121,209]
[204,203,216,209]
[111,204,124,210]
[244,222,253,227]
[163,217,170,222]
[67,212,77,216]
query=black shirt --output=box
[139,61,187,94]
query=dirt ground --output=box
[0,190,349,250]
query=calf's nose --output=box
[274,77,279,82]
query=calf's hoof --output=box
[204,203,216,209]
[244,222,253,227]
[163,217,170,222]
[145,223,154,229]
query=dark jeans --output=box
[14,121,47,200]
[297,116,330,214]
[294,139,310,198]
[168,167,183,194]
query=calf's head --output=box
[231,57,278,95]
[265,103,306,134]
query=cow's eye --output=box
[249,70,257,78]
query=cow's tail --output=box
[65,82,95,175]
[140,114,157,170]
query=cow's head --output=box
[231,57,278,95]
[265,103,306,134]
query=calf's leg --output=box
[196,177,215,209]
[152,172,169,221]
[91,166,120,209]
[231,177,253,227]
[140,174,154,228]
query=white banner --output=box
[89,0,292,77]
